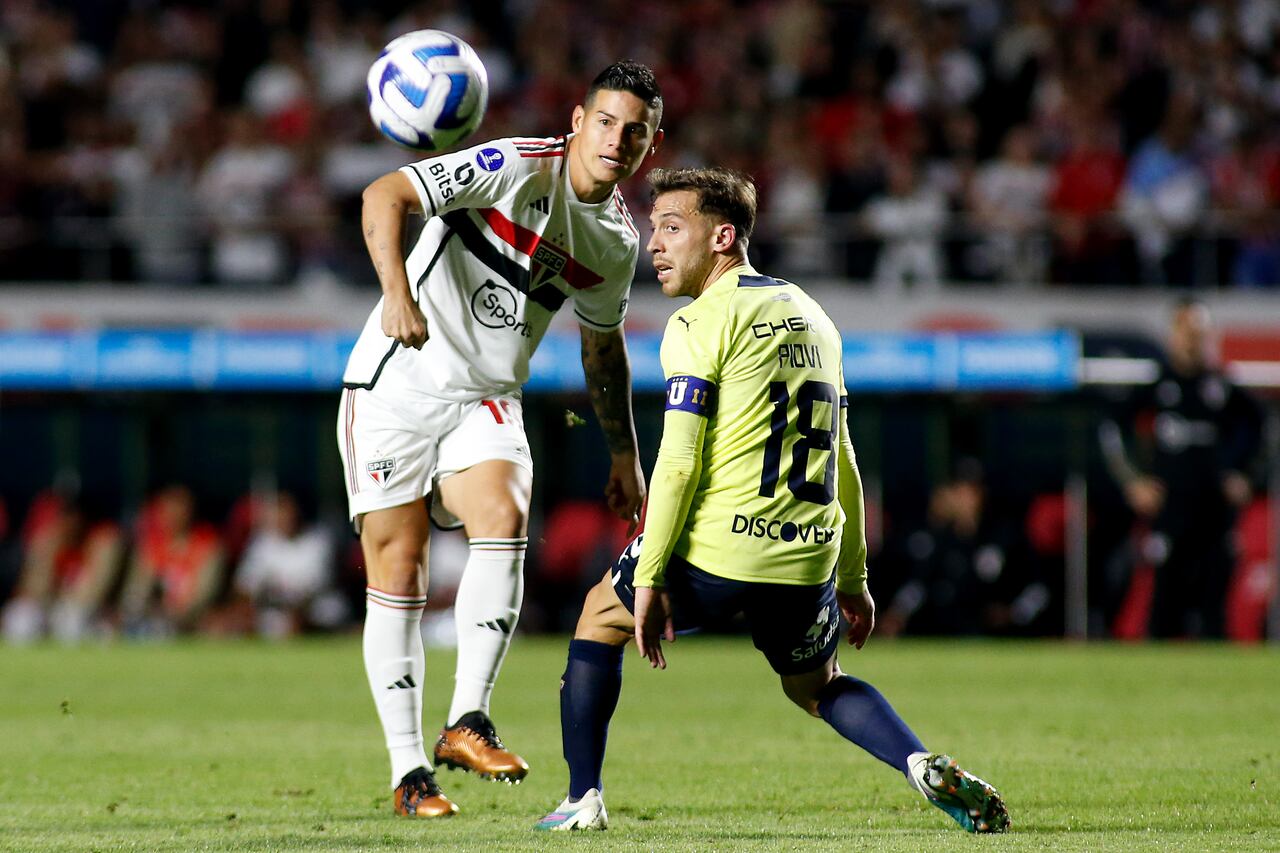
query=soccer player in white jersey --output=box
[338,61,663,817]
[536,168,1010,833]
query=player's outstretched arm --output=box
[362,171,429,349]
[580,326,646,531]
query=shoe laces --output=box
[454,711,504,749]
[402,767,443,798]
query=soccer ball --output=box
[366,30,489,151]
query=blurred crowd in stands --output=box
[0,462,1271,644]
[3,0,1280,289]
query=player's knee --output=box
[573,622,633,646]
[464,495,527,538]
[783,685,824,718]
[780,670,835,718]
[362,529,426,593]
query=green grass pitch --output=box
[2,636,1277,851]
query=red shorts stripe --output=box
[345,389,359,494]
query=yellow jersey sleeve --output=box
[632,307,725,587]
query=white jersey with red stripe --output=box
[342,134,640,401]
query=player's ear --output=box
[649,127,665,156]
[571,105,585,133]
[712,222,736,253]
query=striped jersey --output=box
[342,134,640,401]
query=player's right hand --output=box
[836,588,875,650]
[382,298,429,349]
[634,585,674,669]
[604,453,646,536]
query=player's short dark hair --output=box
[586,60,663,123]
[647,167,758,245]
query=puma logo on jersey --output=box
[529,196,550,214]
[677,315,695,330]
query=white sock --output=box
[363,587,430,787]
[447,537,526,726]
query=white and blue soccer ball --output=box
[366,30,489,151]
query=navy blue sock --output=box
[560,639,625,799]
[816,675,926,776]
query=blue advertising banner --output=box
[0,329,1079,393]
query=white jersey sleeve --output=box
[399,138,525,217]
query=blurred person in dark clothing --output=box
[879,460,1046,637]
[1099,299,1264,639]
[825,126,887,279]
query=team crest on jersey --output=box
[530,242,569,288]
[366,457,397,489]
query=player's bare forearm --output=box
[361,173,416,293]
[581,326,645,526]
[580,327,640,457]
[363,172,429,347]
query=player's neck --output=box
[566,136,617,205]
[693,254,749,298]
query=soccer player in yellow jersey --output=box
[536,168,1009,834]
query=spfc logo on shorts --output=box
[366,457,397,489]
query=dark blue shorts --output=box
[609,534,839,676]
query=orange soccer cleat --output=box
[433,711,530,783]
[393,767,459,818]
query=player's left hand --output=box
[836,588,875,650]
[634,585,674,669]
[605,452,647,536]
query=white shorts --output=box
[336,387,533,528]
